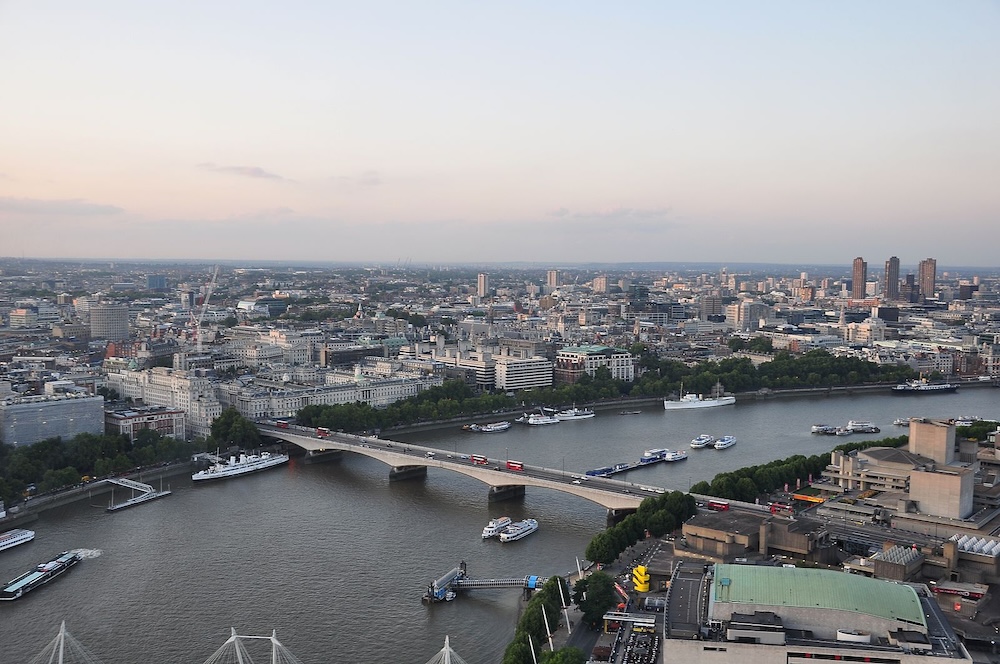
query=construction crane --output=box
[194,266,219,353]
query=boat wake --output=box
[69,548,103,559]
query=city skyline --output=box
[2,2,999,266]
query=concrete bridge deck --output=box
[257,423,648,513]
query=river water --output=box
[1,387,997,663]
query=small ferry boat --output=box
[482,516,513,539]
[846,421,880,433]
[556,406,595,421]
[639,449,667,464]
[516,409,560,425]
[811,424,837,434]
[714,435,737,450]
[0,528,35,553]
[586,466,614,477]
[662,450,688,462]
[892,418,913,427]
[690,434,716,449]
[192,450,289,482]
[499,518,539,542]
[468,421,511,433]
[0,551,81,601]
[953,416,982,427]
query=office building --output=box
[554,345,634,383]
[493,355,553,391]
[883,256,900,300]
[851,257,867,300]
[90,302,130,341]
[592,274,608,294]
[0,393,105,447]
[919,257,937,301]
[546,270,560,289]
[476,272,489,298]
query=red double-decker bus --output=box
[706,499,730,511]
[470,454,489,465]
[316,427,331,438]
[506,460,524,472]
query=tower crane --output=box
[194,266,219,353]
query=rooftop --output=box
[712,564,926,628]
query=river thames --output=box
[1,387,998,663]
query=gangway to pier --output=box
[105,477,154,493]
[424,562,548,602]
[104,477,171,512]
[453,575,548,590]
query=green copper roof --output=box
[713,564,926,628]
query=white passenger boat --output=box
[690,434,716,449]
[0,528,35,553]
[469,421,512,433]
[662,449,688,462]
[664,382,735,410]
[522,412,560,425]
[481,516,513,539]
[499,518,539,542]
[556,406,595,421]
[714,435,737,449]
[191,450,289,482]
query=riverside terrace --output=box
[257,423,645,520]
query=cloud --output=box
[0,196,124,215]
[543,205,677,232]
[330,170,383,190]
[197,162,288,181]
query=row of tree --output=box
[501,576,586,664]
[0,407,266,506]
[295,349,915,434]
[689,435,909,504]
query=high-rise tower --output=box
[883,256,900,301]
[476,272,489,298]
[546,270,560,289]
[918,258,937,301]
[851,257,867,300]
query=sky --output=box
[2,1,999,267]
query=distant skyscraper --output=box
[476,272,489,298]
[592,274,609,294]
[546,270,560,289]
[851,257,867,300]
[918,258,937,301]
[883,256,900,301]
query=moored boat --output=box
[0,551,81,601]
[891,379,958,394]
[662,449,688,462]
[690,434,716,448]
[714,435,737,449]
[664,382,735,410]
[469,421,511,433]
[499,518,539,542]
[0,528,35,553]
[811,424,836,434]
[192,450,289,482]
[846,420,880,433]
[556,406,595,421]
[639,449,667,464]
[482,516,513,539]
[893,418,913,426]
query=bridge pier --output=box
[606,508,637,527]
[389,465,428,481]
[304,449,343,464]
[488,485,525,502]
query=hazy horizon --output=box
[3,2,999,267]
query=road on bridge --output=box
[257,423,656,511]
